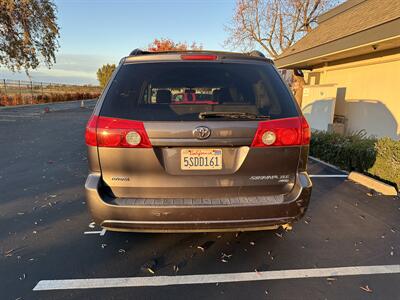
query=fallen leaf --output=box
[282,223,292,231]
[147,267,155,275]
[326,277,337,281]
[360,285,373,293]
[5,248,16,256]
[197,246,205,252]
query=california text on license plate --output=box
[181,149,223,170]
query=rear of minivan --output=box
[85,51,312,232]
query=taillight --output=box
[301,116,311,145]
[85,115,152,148]
[181,54,218,61]
[251,117,310,147]
[85,115,98,146]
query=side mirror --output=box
[294,69,304,77]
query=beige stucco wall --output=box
[302,51,400,140]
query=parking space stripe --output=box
[309,175,348,178]
[83,229,107,236]
[309,156,348,174]
[83,231,103,235]
[33,264,400,291]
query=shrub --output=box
[310,130,399,190]
[368,138,400,190]
[310,130,376,172]
[1,90,100,106]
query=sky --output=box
[0,0,236,85]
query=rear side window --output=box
[100,62,298,121]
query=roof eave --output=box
[275,18,400,69]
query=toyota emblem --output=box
[193,126,211,140]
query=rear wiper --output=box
[199,111,270,120]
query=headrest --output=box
[156,90,171,104]
[219,87,234,103]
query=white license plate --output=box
[181,149,223,170]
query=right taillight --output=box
[301,116,311,145]
[251,117,310,147]
[85,115,152,148]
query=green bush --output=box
[368,138,400,190]
[310,130,399,190]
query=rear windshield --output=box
[100,62,298,121]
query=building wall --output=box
[301,51,400,140]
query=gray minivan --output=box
[85,50,312,232]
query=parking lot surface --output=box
[0,101,399,300]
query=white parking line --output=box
[83,228,106,236]
[83,231,103,235]
[33,264,400,291]
[309,156,348,174]
[309,174,348,178]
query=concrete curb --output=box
[310,156,398,196]
[348,172,398,196]
[309,156,348,174]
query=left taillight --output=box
[251,117,310,147]
[85,115,98,146]
[85,115,152,148]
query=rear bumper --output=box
[85,172,312,233]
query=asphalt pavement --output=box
[0,101,399,300]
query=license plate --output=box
[181,149,222,170]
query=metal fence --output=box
[0,79,101,98]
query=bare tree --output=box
[225,0,340,58]
[225,0,342,106]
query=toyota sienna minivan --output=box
[85,49,312,232]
